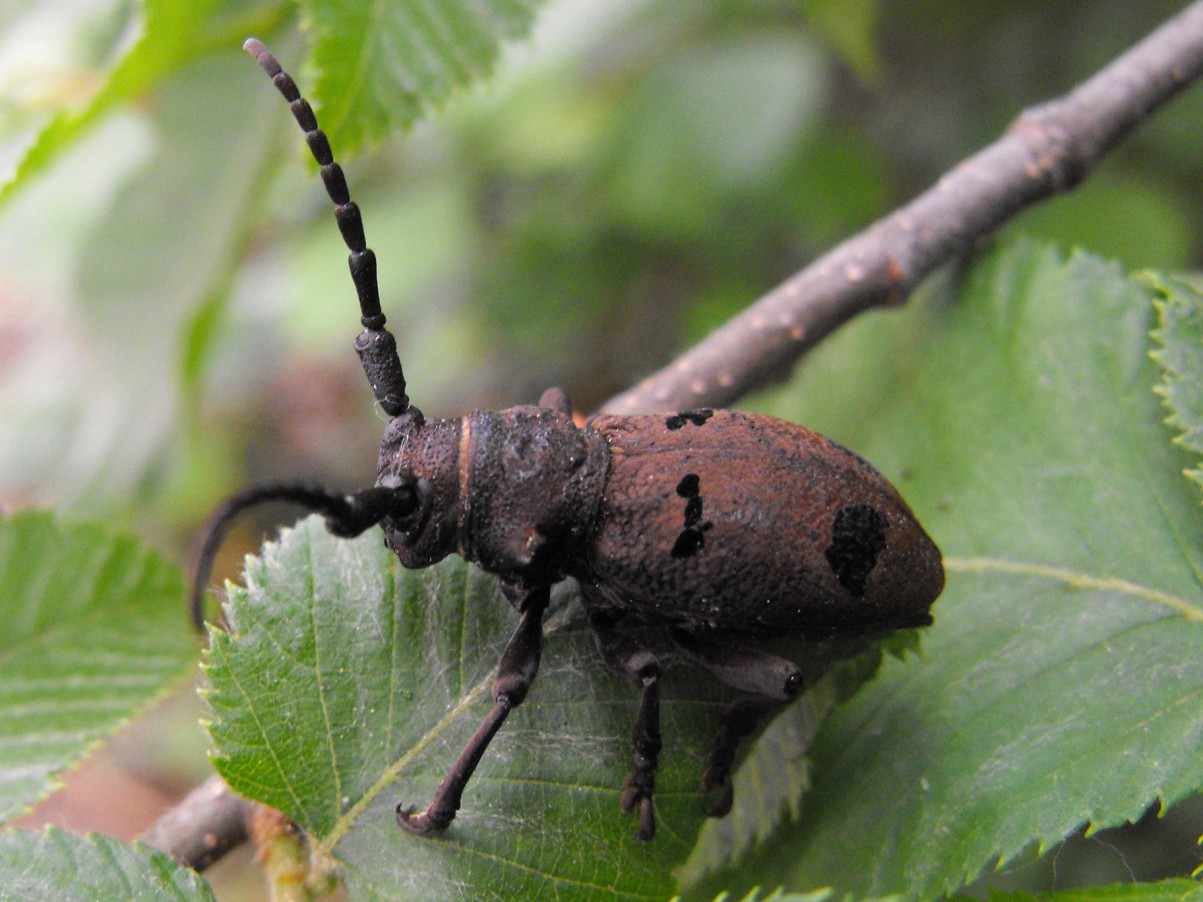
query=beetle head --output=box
[376,412,464,569]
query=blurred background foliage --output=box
[1,0,1201,896]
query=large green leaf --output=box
[203,520,885,899]
[0,511,196,824]
[0,827,215,901]
[695,241,1203,898]
[300,0,545,155]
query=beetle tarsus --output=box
[394,803,453,836]
[623,787,656,843]
[701,771,735,819]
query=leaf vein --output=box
[945,556,1203,620]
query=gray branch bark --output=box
[139,774,251,872]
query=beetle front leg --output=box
[396,586,550,835]
[669,628,803,817]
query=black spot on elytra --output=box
[671,530,705,558]
[825,504,888,597]
[665,409,714,430]
[672,473,713,558]
[676,473,699,494]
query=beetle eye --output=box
[385,475,434,545]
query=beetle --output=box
[191,38,944,843]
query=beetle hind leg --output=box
[699,695,782,817]
[669,628,803,818]
[588,609,662,842]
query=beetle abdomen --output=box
[581,410,942,633]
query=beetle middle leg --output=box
[396,585,550,835]
[587,608,663,842]
[669,628,803,817]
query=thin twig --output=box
[138,774,252,872]
[149,2,1203,874]
[601,0,1203,414]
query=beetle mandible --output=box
[191,38,945,843]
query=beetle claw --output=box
[395,803,439,835]
[621,786,656,841]
[701,768,735,818]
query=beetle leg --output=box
[669,629,803,817]
[700,696,783,817]
[396,585,549,835]
[670,629,803,701]
[588,610,662,842]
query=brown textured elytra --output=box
[578,409,942,633]
[201,40,949,845]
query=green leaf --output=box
[0,827,216,901]
[0,0,224,204]
[964,878,1203,902]
[1147,272,1203,498]
[203,519,881,899]
[800,0,883,84]
[300,0,544,155]
[1006,173,1194,272]
[707,240,1203,898]
[0,511,196,823]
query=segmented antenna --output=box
[244,37,413,419]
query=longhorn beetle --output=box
[191,38,945,843]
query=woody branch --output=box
[602,0,1203,415]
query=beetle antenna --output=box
[244,37,415,420]
[188,479,430,632]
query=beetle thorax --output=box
[459,407,609,586]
